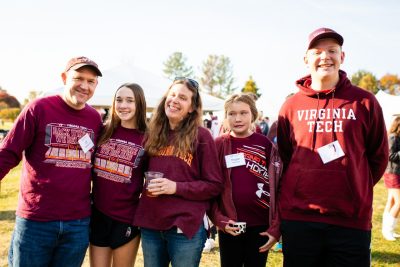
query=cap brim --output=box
[70,63,102,77]
[308,32,344,49]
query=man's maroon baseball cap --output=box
[64,56,102,76]
[307,28,344,50]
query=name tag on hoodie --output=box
[317,140,345,164]
[225,153,246,168]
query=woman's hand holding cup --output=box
[145,171,163,197]
[146,175,177,197]
[224,219,246,236]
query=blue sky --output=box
[0,0,399,117]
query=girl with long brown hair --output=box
[134,78,223,267]
[90,83,147,267]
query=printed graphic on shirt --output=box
[237,144,270,209]
[297,108,356,133]
[155,145,193,167]
[94,138,144,183]
[44,123,95,169]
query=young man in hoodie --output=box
[277,28,388,266]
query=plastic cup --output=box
[145,171,163,197]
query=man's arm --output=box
[365,98,389,185]
[0,106,36,180]
[277,113,293,174]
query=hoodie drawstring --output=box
[331,90,336,143]
[311,93,320,151]
[311,90,337,151]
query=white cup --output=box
[231,222,246,234]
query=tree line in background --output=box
[163,52,261,99]
[351,70,400,95]
[0,64,399,123]
[0,87,21,121]
[0,88,41,122]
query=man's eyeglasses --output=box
[174,77,199,90]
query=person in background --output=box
[90,83,147,267]
[381,116,400,241]
[133,77,223,267]
[209,93,282,267]
[259,116,270,136]
[0,56,103,267]
[277,28,388,266]
[210,114,220,139]
[203,112,224,252]
[267,94,295,146]
[204,111,213,130]
[266,120,278,145]
[202,218,217,253]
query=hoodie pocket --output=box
[291,169,355,218]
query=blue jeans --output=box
[141,226,207,267]
[8,216,90,267]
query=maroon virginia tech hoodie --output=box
[277,70,388,230]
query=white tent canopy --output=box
[375,90,400,129]
[44,64,225,112]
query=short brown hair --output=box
[389,116,400,136]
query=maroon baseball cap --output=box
[64,56,102,76]
[307,28,344,50]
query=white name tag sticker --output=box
[317,140,345,164]
[78,133,94,153]
[225,153,246,168]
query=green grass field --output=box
[0,164,399,266]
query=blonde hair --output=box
[145,79,203,156]
[389,116,400,136]
[224,93,258,123]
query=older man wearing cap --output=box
[0,56,103,267]
[277,28,388,266]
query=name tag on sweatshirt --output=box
[225,153,246,168]
[78,133,95,153]
[317,140,345,164]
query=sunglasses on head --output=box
[174,77,199,90]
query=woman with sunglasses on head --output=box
[89,83,147,267]
[134,77,223,267]
[209,93,282,267]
